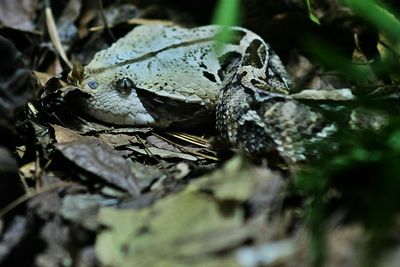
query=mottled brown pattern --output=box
[216,71,331,162]
[72,25,338,162]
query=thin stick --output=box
[45,6,72,69]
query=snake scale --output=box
[68,24,351,162]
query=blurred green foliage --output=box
[305,38,376,85]
[211,0,240,51]
[342,0,400,41]
[211,0,400,266]
[212,0,240,27]
[295,1,400,266]
[294,120,400,266]
[306,0,321,25]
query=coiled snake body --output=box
[69,24,341,162]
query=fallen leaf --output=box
[32,71,54,87]
[146,135,181,152]
[51,124,82,143]
[99,133,137,148]
[96,191,244,267]
[61,194,114,231]
[94,156,285,267]
[55,138,140,196]
[128,161,165,190]
[191,155,284,202]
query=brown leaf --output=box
[99,133,137,148]
[55,137,140,196]
[146,135,181,152]
[61,194,111,231]
[51,124,82,143]
[32,71,54,87]
[128,161,165,190]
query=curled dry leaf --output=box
[55,137,140,196]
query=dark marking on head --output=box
[263,49,291,88]
[199,62,207,69]
[243,39,264,69]
[203,71,217,83]
[257,44,266,64]
[217,51,242,81]
[89,37,215,74]
[116,77,134,95]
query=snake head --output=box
[66,59,160,126]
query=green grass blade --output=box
[305,0,321,25]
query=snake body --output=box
[70,24,336,162]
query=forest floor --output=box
[1,0,400,266]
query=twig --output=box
[44,5,73,69]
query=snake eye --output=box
[87,80,98,89]
[116,77,134,95]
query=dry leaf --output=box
[55,138,140,196]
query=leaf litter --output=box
[2,0,400,266]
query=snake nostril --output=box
[88,80,98,89]
[116,77,134,95]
